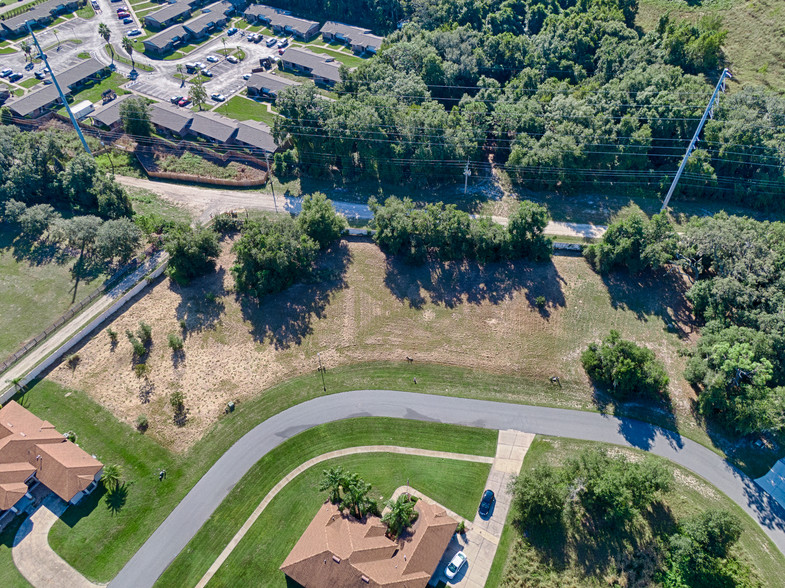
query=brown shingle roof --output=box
[281,500,456,588]
[0,401,102,510]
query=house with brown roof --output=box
[0,401,103,514]
[281,499,457,588]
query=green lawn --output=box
[75,2,95,19]
[77,51,90,59]
[104,44,154,71]
[0,514,33,588]
[0,236,105,359]
[291,43,369,68]
[0,46,16,55]
[214,94,278,126]
[59,72,130,110]
[205,454,490,587]
[95,149,145,178]
[488,436,785,587]
[18,77,42,89]
[158,415,494,587]
[128,187,195,224]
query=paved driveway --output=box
[109,390,785,588]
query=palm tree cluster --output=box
[319,467,377,519]
[382,493,418,539]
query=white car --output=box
[226,55,238,64]
[242,73,251,80]
[0,68,12,78]
[206,55,219,63]
[211,93,225,101]
[445,551,467,580]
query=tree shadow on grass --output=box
[383,256,567,313]
[601,268,695,340]
[171,267,227,333]
[238,242,352,350]
[106,484,128,516]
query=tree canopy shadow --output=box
[601,267,695,340]
[171,267,227,333]
[238,242,352,350]
[383,255,566,312]
[106,483,128,515]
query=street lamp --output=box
[317,353,326,392]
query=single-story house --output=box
[150,102,194,137]
[281,500,457,588]
[181,2,231,40]
[234,119,277,154]
[90,93,134,130]
[246,71,299,100]
[320,21,383,54]
[279,47,344,86]
[243,5,319,40]
[188,111,238,143]
[7,58,108,118]
[143,24,187,55]
[0,0,80,38]
[143,0,192,30]
[0,401,103,515]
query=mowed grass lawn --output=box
[637,0,785,92]
[0,234,105,358]
[204,454,489,587]
[487,436,785,587]
[214,94,277,125]
[0,515,33,588]
[25,374,495,582]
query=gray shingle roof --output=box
[246,72,299,96]
[235,119,276,152]
[151,102,193,134]
[7,86,60,117]
[321,22,383,51]
[90,93,134,127]
[143,24,187,49]
[189,111,237,142]
[244,5,318,36]
[2,0,66,33]
[280,47,343,83]
[144,1,191,26]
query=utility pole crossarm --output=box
[661,68,730,212]
[26,22,92,156]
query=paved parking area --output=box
[431,430,535,587]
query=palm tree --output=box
[190,77,207,111]
[319,466,346,504]
[176,63,184,87]
[221,37,227,58]
[382,494,417,538]
[98,23,113,66]
[121,36,135,71]
[20,40,32,63]
[341,474,375,519]
[102,464,122,491]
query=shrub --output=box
[535,296,546,308]
[170,389,184,411]
[164,225,221,285]
[296,192,347,249]
[66,354,80,370]
[212,213,243,234]
[167,333,183,351]
[581,330,669,400]
[456,520,466,534]
[178,318,187,331]
[136,414,149,432]
[64,430,77,443]
[137,321,152,344]
[133,363,150,378]
[107,328,118,343]
[126,330,146,357]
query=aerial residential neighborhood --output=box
[1,0,785,587]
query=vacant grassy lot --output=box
[128,187,194,224]
[50,239,699,451]
[156,419,495,586]
[638,0,785,92]
[488,436,785,587]
[0,232,105,359]
[214,94,277,126]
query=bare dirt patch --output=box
[51,240,696,452]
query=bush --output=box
[107,328,118,343]
[64,430,77,443]
[535,296,546,308]
[137,321,152,344]
[170,389,185,411]
[581,330,670,400]
[66,354,80,370]
[133,363,150,378]
[296,192,347,249]
[136,414,149,432]
[212,213,244,234]
[164,225,221,285]
[167,333,183,351]
[126,330,146,357]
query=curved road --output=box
[109,390,785,588]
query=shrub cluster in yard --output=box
[157,152,238,180]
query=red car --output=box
[178,97,191,107]
[117,12,129,18]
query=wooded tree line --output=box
[273,0,785,208]
[588,206,785,436]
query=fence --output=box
[0,257,168,403]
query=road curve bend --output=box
[109,390,785,588]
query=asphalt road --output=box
[109,390,785,588]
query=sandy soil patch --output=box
[51,240,696,452]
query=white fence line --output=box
[0,261,168,404]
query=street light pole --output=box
[463,158,471,195]
[264,153,278,214]
[317,352,326,392]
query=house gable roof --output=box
[235,119,277,153]
[150,102,194,134]
[144,0,191,26]
[243,5,318,36]
[90,93,134,127]
[190,111,238,142]
[280,47,344,83]
[246,72,299,96]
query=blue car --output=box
[123,17,133,24]
[227,27,237,35]
[478,489,495,518]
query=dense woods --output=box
[273,0,785,209]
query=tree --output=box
[190,77,208,111]
[54,215,103,258]
[122,36,135,71]
[231,216,319,297]
[0,106,12,126]
[296,192,347,249]
[119,96,152,137]
[507,200,553,261]
[176,63,184,87]
[340,473,376,519]
[98,23,113,65]
[319,466,346,504]
[102,464,122,490]
[96,218,142,263]
[581,330,670,400]
[164,225,220,285]
[20,41,32,63]
[19,204,60,241]
[382,494,417,538]
[511,463,567,526]
[3,200,27,224]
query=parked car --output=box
[206,55,219,63]
[252,34,262,43]
[35,70,46,79]
[123,17,133,24]
[277,38,288,47]
[445,552,467,580]
[178,97,191,107]
[266,37,277,47]
[478,489,495,518]
[226,55,238,64]
[242,73,251,80]
[185,62,197,72]
[170,95,183,104]
[211,93,225,101]
[8,73,23,82]
[201,69,213,77]
[227,27,237,35]
[117,12,129,19]
[278,47,285,55]
[127,28,142,36]
[116,6,128,12]
[196,61,208,70]
[1,69,13,78]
